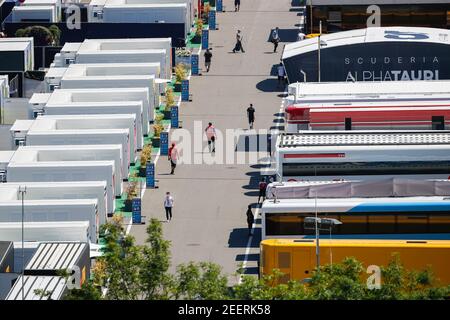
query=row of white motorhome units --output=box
[10,114,137,165]
[44,63,162,108]
[87,0,194,36]
[1,144,123,216]
[283,80,450,133]
[52,38,172,80]
[28,89,147,149]
[274,130,450,181]
[0,181,108,243]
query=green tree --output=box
[14,25,61,46]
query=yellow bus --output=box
[260,239,450,285]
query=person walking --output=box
[246,205,254,236]
[271,27,280,53]
[258,177,268,204]
[205,122,217,153]
[277,63,286,87]
[164,192,174,222]
[204,48,212,72]
[168,142,179,175]
[233,30,245,53]
[234,0,240,12]
[247,103,255,129]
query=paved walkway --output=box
[130,0,301,283]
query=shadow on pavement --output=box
[268,28,302,42]
[256,78,286,93]
[236,253,259,262]
[273,112,284,117]
[228,227,261,248]
[244,190,259,197]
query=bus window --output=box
[265,213,304,236]
[367,215,396,234]
[337,214,368,234]
[397,215,429,233]
[429,214,450,233]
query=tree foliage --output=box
[65,219,450,300]
[15,25,61,46]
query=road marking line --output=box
[239,205,260,284]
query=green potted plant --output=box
[139,144,152,177]
[124,180,138,212]
[191,18,203,44]
[174,64,187,92]
[151,123,164,148]
[163,87,175,119]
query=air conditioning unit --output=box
[93,11,103,19]
[33,110,44,118]
[49,84,60,92]
[65,58,75,65]
[0,171,6,183]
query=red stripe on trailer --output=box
[284,153,346,159]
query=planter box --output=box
[124,199,133,212]
[163,110,172,119]
[174,83,182,92]
[152,137,161,148]
[139,166,147,177]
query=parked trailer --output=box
[0,221,90,243]
[25,115,134,165]
[286,80,450,105]
[11,6,57,23]
[285,101,450,132]
[0,37,34,72]
[276,131,450,181]
[44,88,151,135]
[0,199,99,243]
[0,181,109,220]
[260,239,450,285]
[44,101,143,150]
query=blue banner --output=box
[132,198,142,224]
[181,79,189,102]
[201,29,209,50]
[191,54,199,75]
[146,162,155,188]
[217,0,222,12]
[171,106,179,128]
[160,131,169,155]
[208,10,216,30]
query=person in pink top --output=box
[168,142,179,174]
[205,122,217,153]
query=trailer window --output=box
[282,161,450,177]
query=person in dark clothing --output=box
[204,48,212,72]
[246,205,254,236]
[247,103,255,129]
[235,0,241,12]
[258,177,268,204]
[271,27,280,53]
[233,30,245,53]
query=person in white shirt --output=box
[297,32,305,41]
[164,192,174,221]
[277,63,286,87]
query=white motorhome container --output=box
[73,38,171,79]
[0,181,109,218]
[6,145,123,207]
[21,0,62,21]
[30,114,137,161]
[45,88,151,135]
[0,199,99,243]
[11,6,58,23]
[0,38,34,72]
[26,129,132,167]
[0,221,91,243]
[43,103,144,149]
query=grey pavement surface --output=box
[130,0,300,283]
